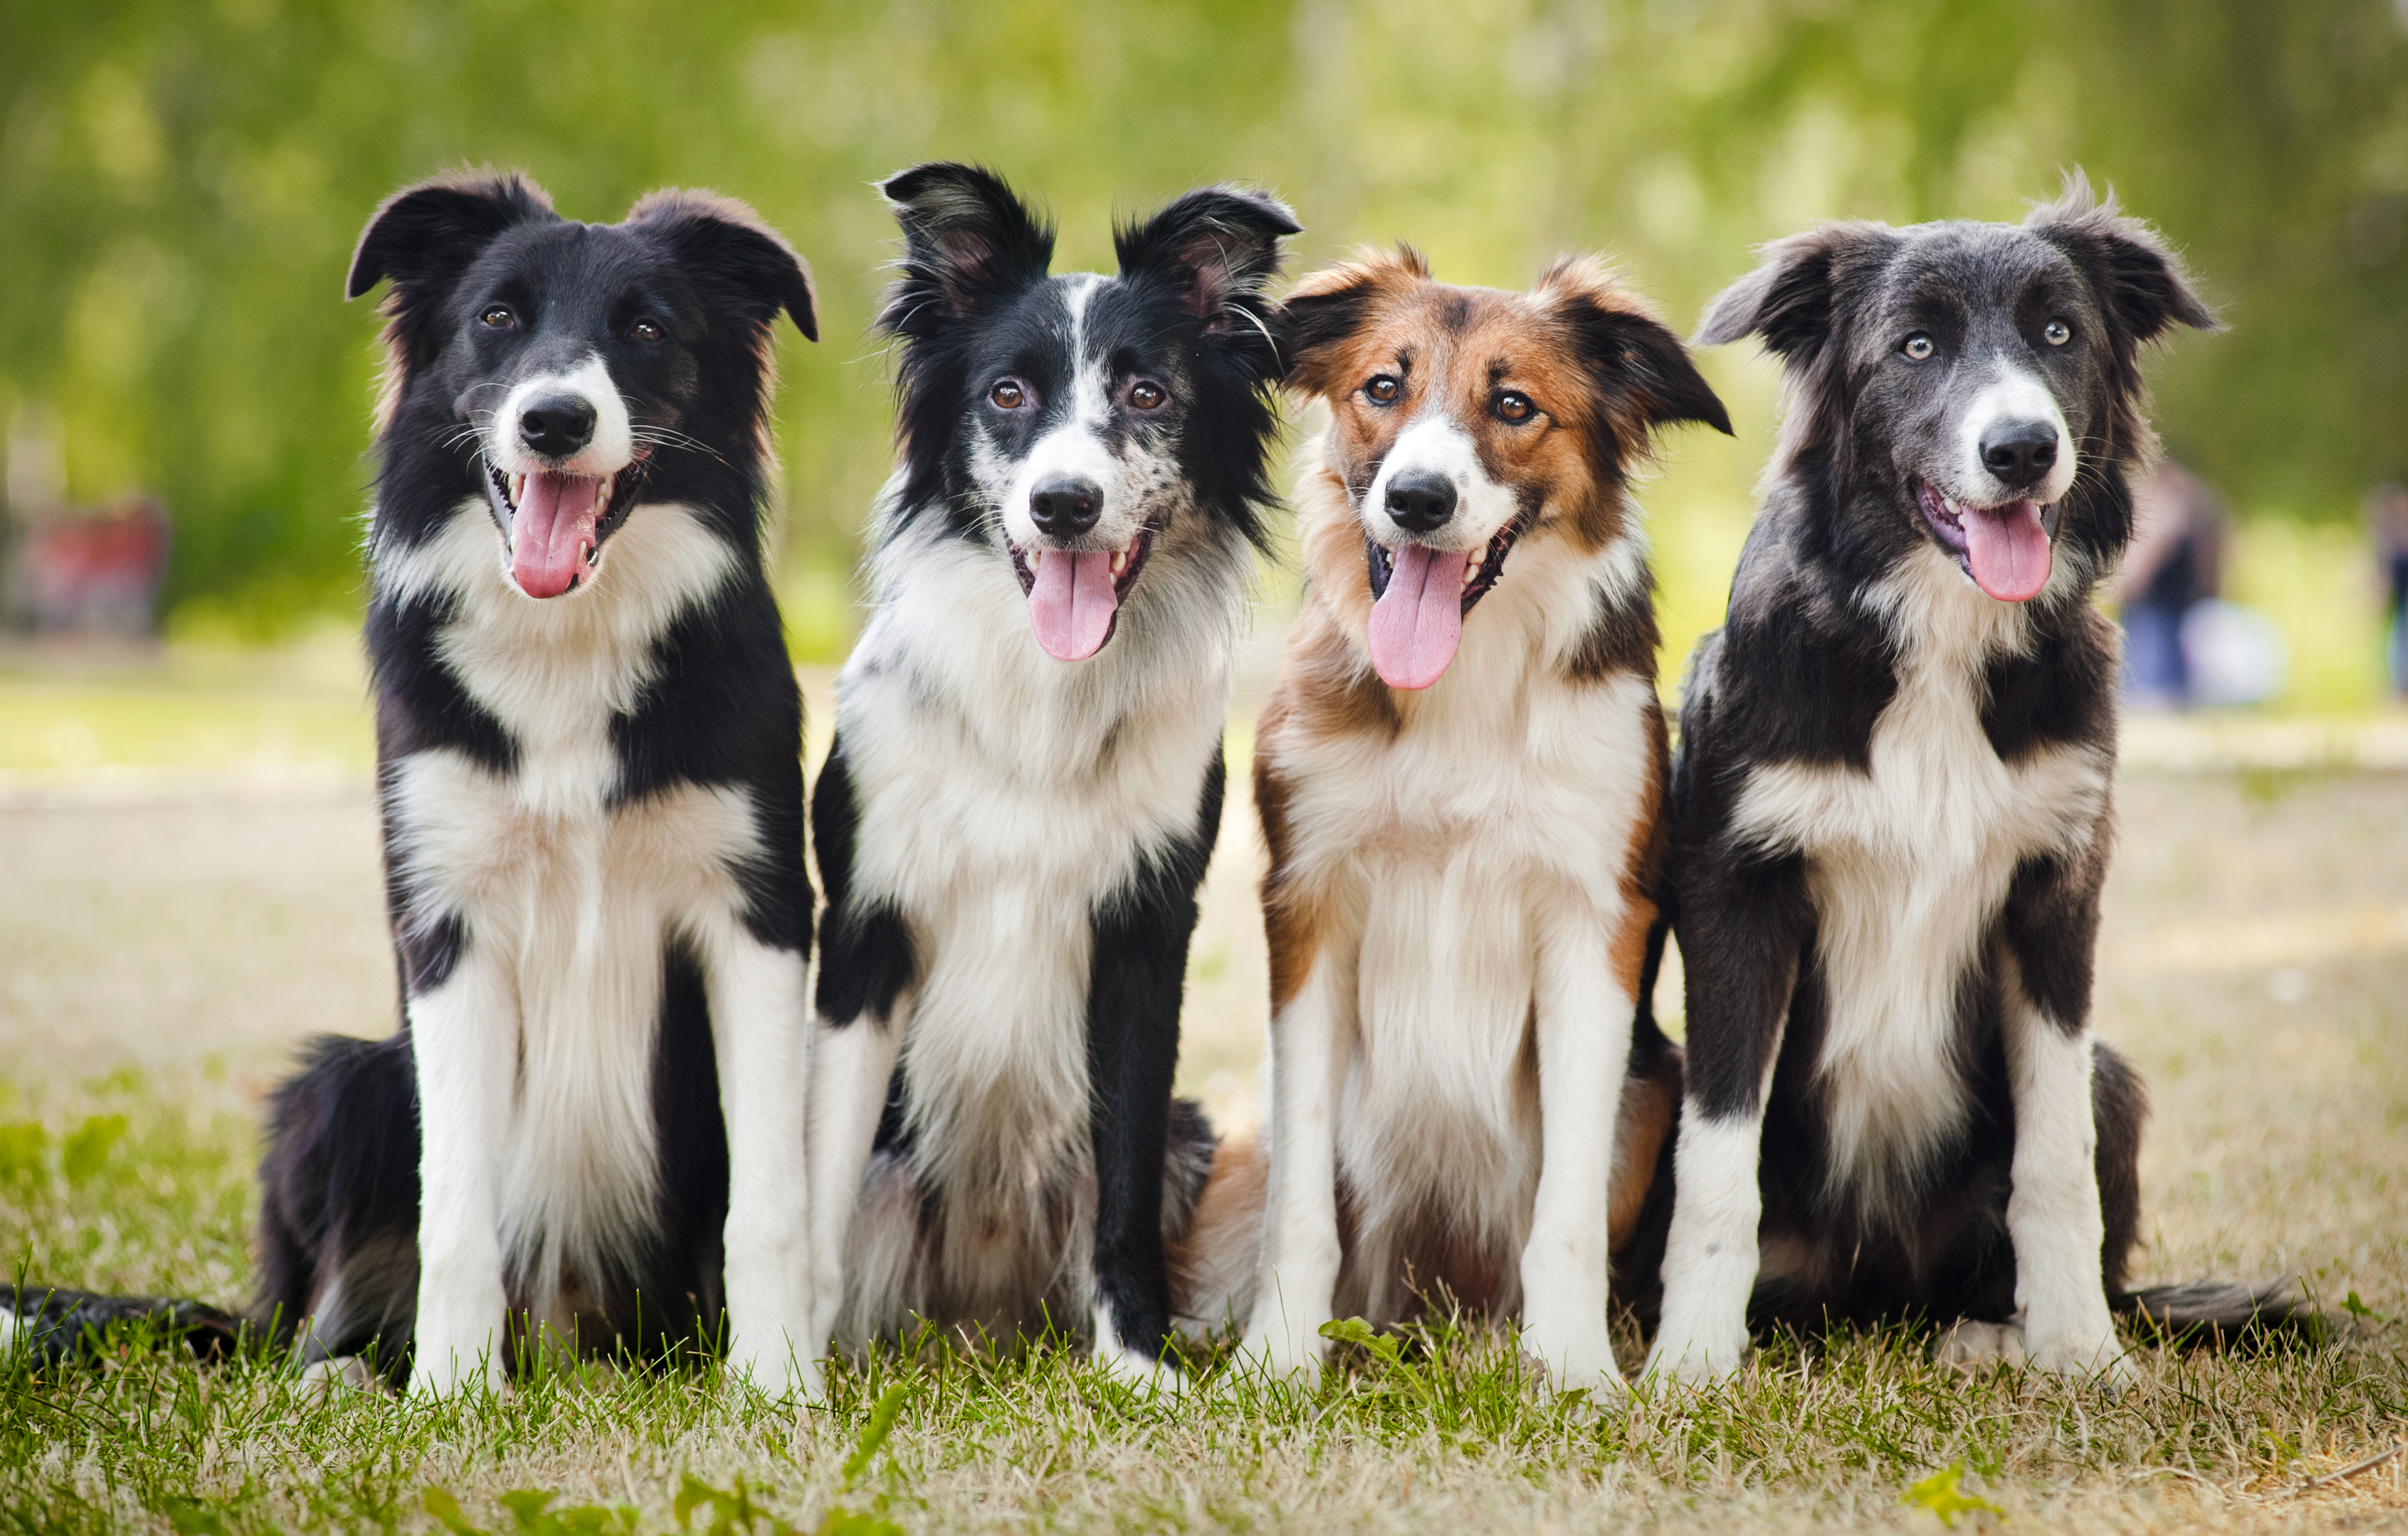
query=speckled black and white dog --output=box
[1644,177,2243,1386]
[261,171,821,1395]
[801,163,1295,1392]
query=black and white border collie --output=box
[256,172,821,1395]
[1174,249,1724,1392]
[800,163,1297,1392]
[1644,177,2226,1386]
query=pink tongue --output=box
[510,473,603,599]
[1027,549,1119,661]
[1960,498,2052,603]
[1366,545,1469,690]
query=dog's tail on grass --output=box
[2115,1276,2341,1347]
[1,1282,249,1368]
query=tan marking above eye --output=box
[1364,375,1400,404]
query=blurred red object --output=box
[8,497,171,636]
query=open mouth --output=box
[1361,515,1527,691]
[483,454,651,599]
[1006,527,1154,662]
[1914,478,2059,604]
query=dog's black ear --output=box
[1115,185,1300,338]
[877,162,1055,335]
[346,170,554,303]
[1545,256,1733,437]
[628,190,818,342]
[1695,223,1891,365]
[2026,169,2219,344]
[1274,246,1428,396]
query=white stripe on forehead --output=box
[1064,273,1110,427]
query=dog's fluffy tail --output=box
[1,1282,248,1367]
[2114,1275,2327,1345]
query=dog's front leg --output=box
[1519,908,1636,1394]
[2001,838,2132,1387]
[701,923,813,1398]
[1241,916,1358,1384]
[800,1010,902,1400]
[407,938,518,1396]
[1642,850,1807,1386]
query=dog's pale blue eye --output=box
[2044,319,2071,346]
[1902,333,1934,361]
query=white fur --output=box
[1729,547,2109,1220]
[1244,486,1660,1392]
[801,1011,905,1400]
[381,499,810,1396]
[2004,978,2131,1383]
[487,354,635,482]
[805,486,1246,1371]
[1361,415,1521,551]
[1949,357,2076,509]
[1643,1111,1766,1383]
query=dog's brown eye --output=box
[630,320,664,343]
[1365,375,1401,405]
[990,380,1024,409]
[482,306,517,329]
[2043,319,2071,346]
[1128,380,1166,411]
[1495,391,1535,424]
[1902,333,1935,361]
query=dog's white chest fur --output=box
[378,503,753,1292]
[1728,552,2108,1211]
[1274,578,1658,1246]
[836,525,1232,1208]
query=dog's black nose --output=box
[1029,476,1102,536]
[1979,419,2059,491]
[519,394,598,460]
[1384,470,1457,533]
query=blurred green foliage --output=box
[2,0,2404,649]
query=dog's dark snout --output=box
[1979,420,2059,491]
[1029,476,1102,536]
[519,394,598,459]
[1384,471,1458,534]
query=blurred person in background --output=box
[2120,460,2285,709]
[2370,482,2408,698]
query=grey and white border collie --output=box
[1642,176,2291,1385]
[801,163,1295,1392]
[260,172,819,1395]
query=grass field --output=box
[2,649,2406,1534]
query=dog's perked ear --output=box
[346,170,556,364]
[1273,246,1429,396]
[627,190,819,342]
[876,162,1056,335]
[1694,222,1894,364]
[1114,186,1300,343]
[2025,169,2218,346]
[1542,257,1733,438]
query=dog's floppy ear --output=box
[877,162,1055,336]
[1114,185,1300,340]
[2026,169,2218,345]
[1274,246,1428,396]
[1694,222,1891,365]
[1544,256,1733,437]
[627,190,818,342]
[346,170,554,304]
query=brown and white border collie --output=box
[1177,249,1729,1392]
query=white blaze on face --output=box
[1955,359,2076,509]
[482,354,637,601]
[1357,412,1520,691]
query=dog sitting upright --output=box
[257,172,821,1395]
[1645,177,2227,1385]
[1178,249,1729,1392]
[801,164,1297,1392]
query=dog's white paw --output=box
[1238,1316,1329,1387]
[1522,1330,1628,1400]
[1642,1323,1749,1386]
[299,1354,380,1400]
[2026,1325,2136,1389]
[1933,1319,2028,1372]
[1093,1345,1184,1396]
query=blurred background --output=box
[4,0,2406,722]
